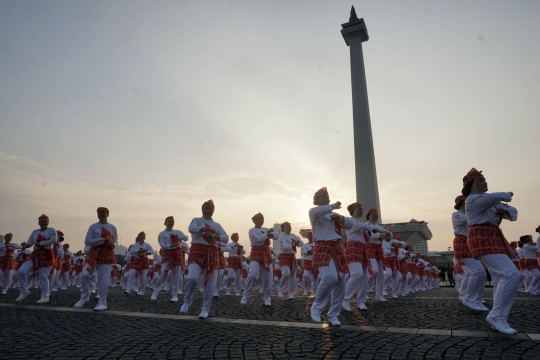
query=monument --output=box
[340,7,433,247]
[341,6,381,220]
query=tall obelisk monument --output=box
[341,6,381,220]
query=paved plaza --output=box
[1,287,540,359]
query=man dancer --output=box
[180,200,228,319]
[16,215,58,304]
[74,207,118,311]
[309,187,348,326]
[152,216,189,301]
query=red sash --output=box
[250,245,272,271]
[453,234,472,259]
[31,248,55,270]
[84,244,116,275]
[312,240,347,278]
[227,256,242,270]
[344,241,369,266]
[187,243,218,285]
[467,224,517,259]
[278,253,296,270]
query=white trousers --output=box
[154,263,181,296]
[367,258,384,297]
[311,258,346,318]
[459,257,486,305]
[2,269,15,293]
[243,262,272,301]
[226,268,243,294]
[18,260,51,299]
[183,263,217,311]
[80,263,112,307]
[279,266,296,296]
[477,254,520,322]
[526,268,540,295]
[127,269,148,293]
[344,262,368,304]
[214,269,224,295]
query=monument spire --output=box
[340,7,381,221]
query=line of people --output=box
[2,194,443,325]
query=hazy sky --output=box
[1,0,539,253]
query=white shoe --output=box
[462,300,482,311]
[150,292,158,301]
[383,291,388,296]
[61,286,67,290]
[392,294,398,299]
[95,294,100,299]
[328,317,341,326]
[15,291,30,302]
[137,291,144,296]
[74,298,89,308]
[180,303,190,313]
[303,291,309,296]
[376,297,387,302]
[240,297,248,305]
[358,303,368,310]
[477,304,490,312]
[310,308,321,323]
[341,300,352,312]
[170,295,178,302]
[278,292,284,298]
[458,295,464,301]
[264,299,271,306]
[94,304,108,311]
[288,295,294,300]
[226,290,230,295]
[199,310,209,319]
[36,297,49,304]
[486,317,517,335]
[482,299,487,304]
[51,288,58,292]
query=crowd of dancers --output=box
[1,169,536,333]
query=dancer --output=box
[341,202,372,311]
[225,233,245,296]
[16,214,58,303]
[301,232,316,296]
[522,235,540,295]
[60,243,74,290]
[152,216,188,301]
[366,208,391,301]
[180,200,228,319]
[309,187,348,326]
[74,207,118,311]
[126,232,154,295]
[462,168,519,334]
[241,212,275,306]
[452,195,488,311]
[1,234,22,294]
[277,222,303,299]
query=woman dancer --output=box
[365,208,391,302]
[16,215,58,304]
[462,168,519,334]
[241,213,274,306]
[1,234,22,294]
[452,195,488,311]
[309,187,348,326]
[152,216,189,301]
[341,202,372,311]
[74,207,118,311]
[180,200,228,319]
[277,222,303,299]
[301,232,316,296]
[225,233,245,296]
[522,235,540,295]
[126,232,154,295]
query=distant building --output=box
[413,240,429,255]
